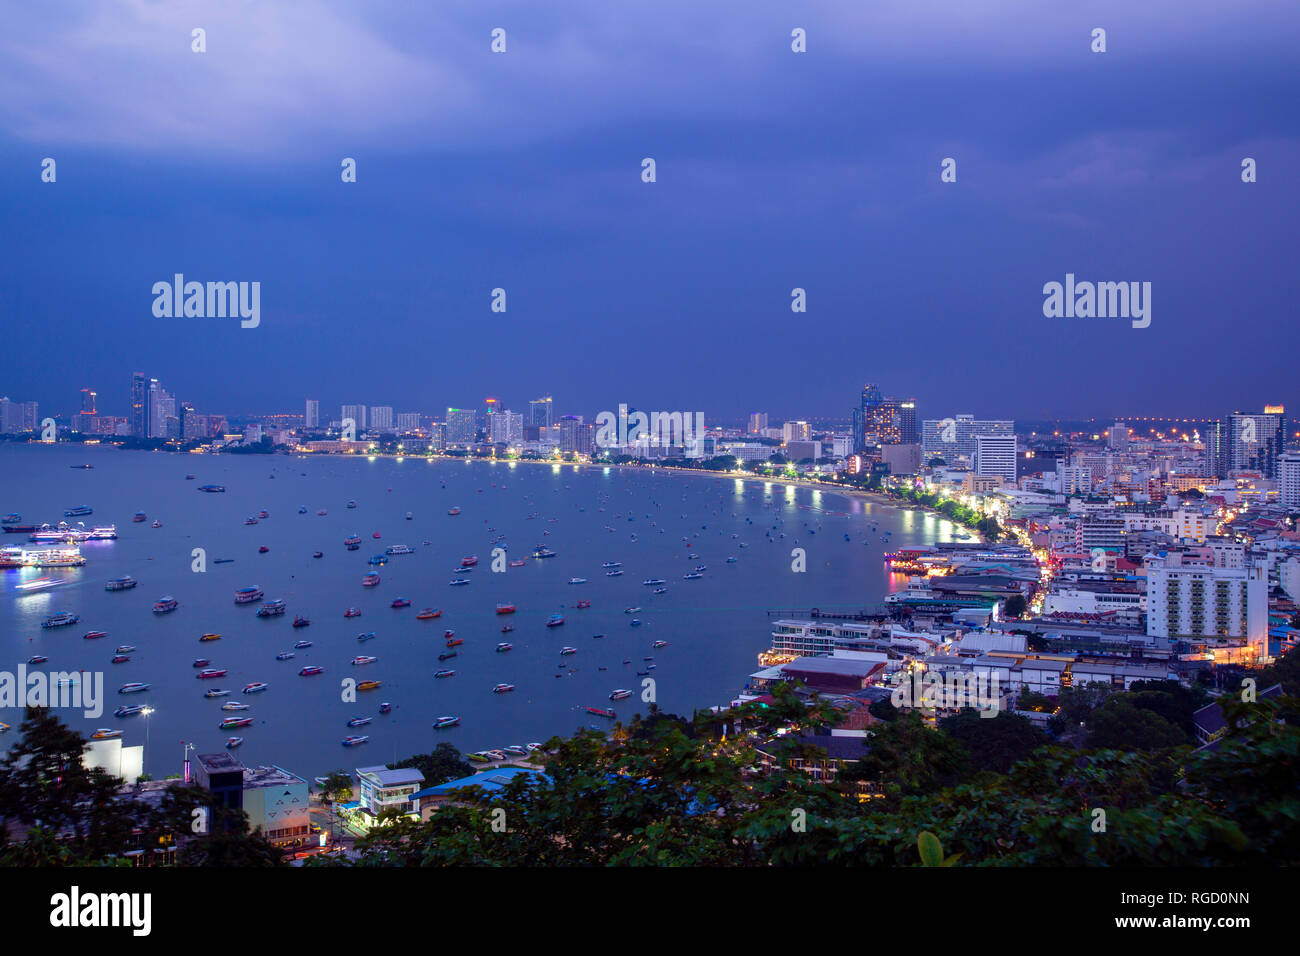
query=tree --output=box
[390,744,475,787]
[940,710,1046,775]
[1003,594,1028,619]
[1085,701,1187,751]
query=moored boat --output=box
[225,737,244,749]
[357,680,381,691]
[119,682,151,694]
[105,576,137,591]
[492,683,515,693]
[609,689,632,700]
[342,735,369,747]
[433,715,460,728]
[234,586,264,604]
[243,682,268,694]
[416,608,441,619]
[298,665,324,676]
[42,612,79,628]
[196,668,228,679]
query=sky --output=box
[1,0,1297,424]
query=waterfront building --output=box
[304,399,319,428]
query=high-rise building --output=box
[395,412,420,432]
[748,412,768,435]
[0,398,37,434]
[370,406,394,431]
[974,434,1017,483]
[1146,553,1267,660]
[304,399,320,429]
[341,405,367,431]
[1107,422,1129,451]
[1279,452,1300,509]
[921,415,1016,462]
[857,384,914,447]
[491,410,523,445]
[782,421,810,443]
[528,396,554,429]
[148,381,174,439]
[131,372,148,437]
[483,397,499,432]
[445,407,478,445]
[1228,406,1286,477]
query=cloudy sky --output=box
[1,0,1297,424]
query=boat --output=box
[197,484,225,493]
[434,669,456,678]
[200,632,221,642]
[347,500,357,509]
[525,742,542,752]
[132,512,147,523]
[496,603,516,614]
[378,702,392,714]
[390,597,411,608]
[508,559,526,568]
[451,564,474,573]
[220,717,253,729]
[151,520,162,528]
[467,752,490,763]
[576,599,591,609]
[726,556,738,563]
[196,668,228,679]
[213,558,234,564]
[27,654,48,664]
[386,544,414,555]
[114,705,146,718]
[243,682,268,694]
[652,640,668,648]
[205,688,230,698]
[449,578,471,586]
[192,658,212,667]
[602,561,622,569]
[532,547,556,559]
[367,555,386,566]
[438,651,457,661]
[105,576,137,591]
[344,535,362,547]
[653,587,668,595]
[320,510,331,517]
[447,508,461,516]
[372,532,380,539]
[606,569,623,577]
[111,656,129,666]
[299,506,308,514]
[346,716,373,727]
[560,646,577,655]
[592,633,605,639]
[610,689,632,700]
[362,573,381,587]
[234,586,264,604]
[357,680,382,691]
[585,706,617,718]
[298,665,324,676]
[460,555,478,567]
[64,506,93,517]
[41,612,79,628]
[416,608,441,619]
[351,655,377,665]
[624,607,641,614]
[185,475,196,480]
[630,619,643,627]
[344,608,362,618]
[0,544,87,568]
[443,629,456,639]
[258,510,269,519]
[225,737,244,749]
[115,644,136,654]
[244,517,259,525]
[433,715,460,728]
[294,640,312,649]
[546,614,565,627]
[357,631,376,642]
[84,630,108,640]
[342,736,369,747]
[91,728,123,740]
[275,652,295,661]
[501,624,514,633]
[502,745,527,757]
[118,682,151,694]
[258,546,269,554]
[492,683,515,694]
[313,551,323,559]
[256,599,286,617]
[2,513,19,523]
[642,579,666,586]
[221,702,249,711]
[568,577,587,585]
[496,642,513,652]
[1,525,36,534]
[292,615,311,628]
[406,512,413,520]
[683,572,702,580]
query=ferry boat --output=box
[342,735,369,747]
[346,716,372,728]
[84,630,108,640]
[28,654,48,664]
[344,608,362,618]
[220,717,254,729]
[0,545,86,568]
[292,615,311,628]
[234,586,264,604]
[508,559,526,568]
[242,682,268,694]
[352,655,377,665]
[133,512,147,523]
[433,715,460,728]
[447,507,461,516]
[114,705,146,718]
[390,597,411,608]
[495,603,516,615]
[496,642,513,652]
[546,614,565,627]
[344,535,362,547]
[642,579,666,586]
[225,737,244,749]
[438,651,457,661]
[460,555,478,567]
[197,484,225,493]
[30,522,118,543]
[298,665,324,676]
[196,669,228,679]
[652,640,668,648]
[200,632,221,642]
[115,645,136,654]
[118,682,151,694]
[294,640,312,649]
[492,683,515,694]
[205,688,230,698]
[585,706,617,718]
[362,573,381,587]
[275,652,295,661]
[105,576,137,591]
[416,608,441,619]
[449,578,471,586]
[357,631,377,643]
[434,669,455,678]
[91,728,123,740]
[64,505,93,517]
[357,680,381,691]
[386,545,414,555]
[41,612,79,628]
[256,599,286,617]
[221,702,249,711]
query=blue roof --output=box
[412,767,547,801]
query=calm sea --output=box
[0,443,966,778]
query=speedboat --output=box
[27,654,48,664]
[576,599,591,609]
[460,555,478,567]
[496,603,516,614]
[492,683,515,694]
[312,551,323,559]
[221,702,249,711]
[151,520,162,528]
[133,512,147,523]
[245,517,259,525]
[118,682,151,694]
[115,705,146,718]
[652,640,668,648]
[276,652,295,661]
[642,579,666,586]
[91,728,123,740]
[342,735,369,746]
[225,737,244,749]
[449,578,470,586]
[258,546,270,553]
[447,508,460,516]
[602,561,622,569]
[508,559,526,568]
[546,614,565,627]
[293,615,311,628]
[683,572,702,580]
[433,716,460,728]
[653,587,667,594]
[346,716,372,728]
[204,688,230,698]
[501,624,514,633]
[416,608,441,619]
[196,668,228,679]
[344,608,362,618]
[111,654,130,664]
[610,689,632,700]
[352,655,377,665]
[630,619,643,627]
[606,569,623,577]
[298,665,324,676]
[294,640,312,649]
[299,506,308,514]
[347,500,357,509]
[84,630,108,640]
[357,631,376,642]
[560,647,577,655]
[438,651,457,661]
[192,658,212,667]
[390,597,411,608]
[502,745,527,757]
[525,742,543,752]
[378,702,392,714]
[568,577,587,585]
[624,607,641,614]
[362,573,380,587]
[434,669,455,678]
[200,633,221,642]
[220,717,253,729]
[496,642,513,652]
[243,682,268,693]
